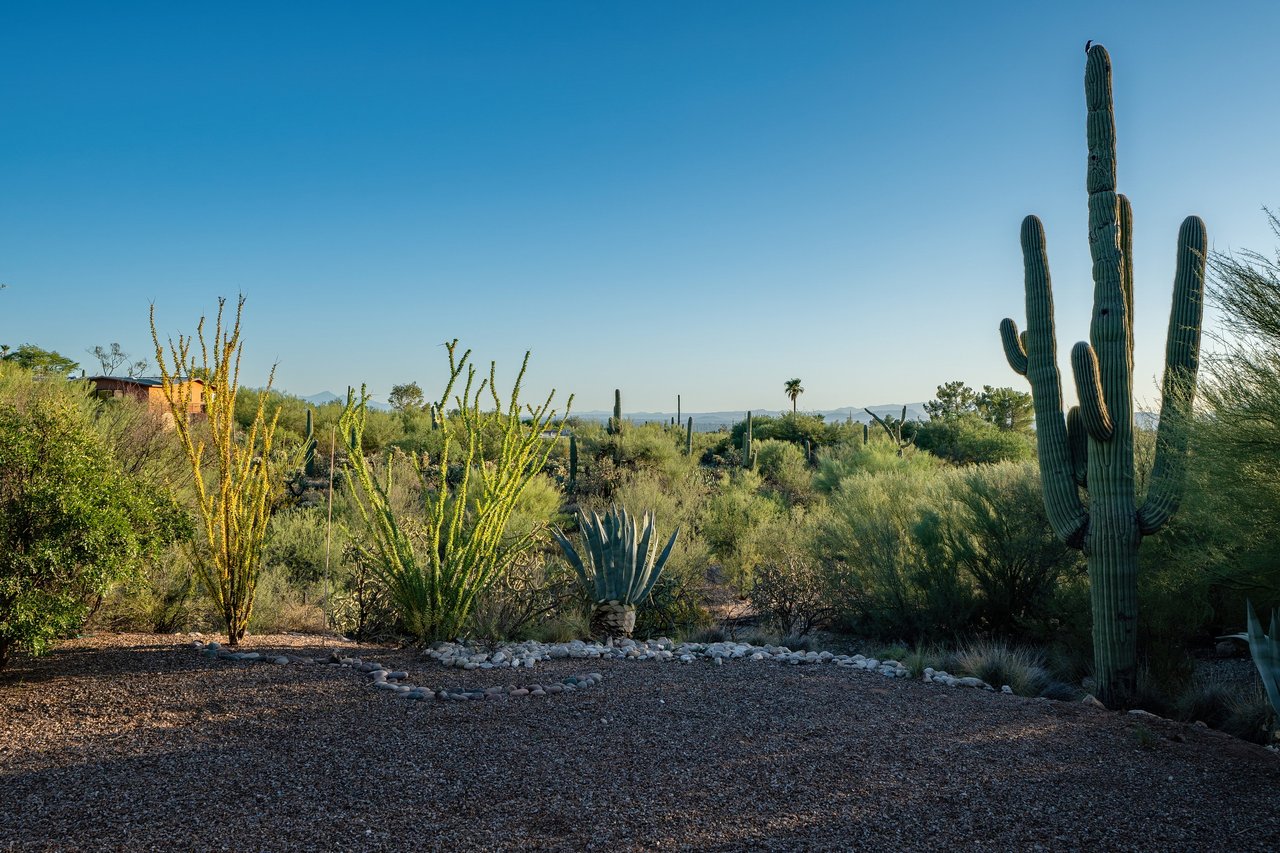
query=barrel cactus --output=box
[552,507,679,639]
[999,44,1206,706]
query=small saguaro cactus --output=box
[568,432,579,492]
[999,44,1206,707]
[677,394,681,428]
[607,389,623,436]
[685,416,694,456]
[741,411,757,469]
[303,408,319,477]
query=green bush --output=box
[940,462,1083,638]
[0,366,185,668]
[813,439,939,493]
[913,413,1034,465]
[816,467,975,640]
[754,439,814,504]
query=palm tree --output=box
[784,378,804,414]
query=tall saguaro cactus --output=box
[999,44,1206,706]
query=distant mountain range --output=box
[294,393,1158,431]
[301,390,390,411]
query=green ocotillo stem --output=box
[685,417,693,456]
[999,43,1205,706]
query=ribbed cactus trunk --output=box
[568,432,578,492]
[999,45,1205,707]
[741,411,755,469]
[685,416,693,456]
[303,408,318,477]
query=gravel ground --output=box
[2,633,1279,852]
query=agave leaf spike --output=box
[1244,601,1280,722]
[636,526,679,603]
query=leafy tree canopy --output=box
[2,343,80,377]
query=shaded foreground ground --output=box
[2,634,1279,852]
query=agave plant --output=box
[552,507,678,639]
[1245,602,1280,733]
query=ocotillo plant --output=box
[741,411,757,469]
[685,416,693,456]
[999,44,1206,706]
[150,296,280,646]
[303,408,319,477]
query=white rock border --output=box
[188,639,603,701]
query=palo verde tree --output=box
[339,341,571,641]
[151,296,281,645]
[999,45,1206,706]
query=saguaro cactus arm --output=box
[1003,216,1088,546]
[999,319,1028,376]
[1070,341,1114,442]
[1138,215,1207,535]
[1066,406,1088,487]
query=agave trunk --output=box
[591,600,637,639]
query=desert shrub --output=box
[754,439,814,505]
[701,470,785,588]
[94,544,210,633]
[467,555,579,643]
[939,462,1084,638]
[1175,681,1238,728]
[913,413,1034,465]
[1219,685,1277,744]
[0,367,185,668]
[748,553,838,637]
[952,640,1049,696]
[262,508,335,596]
[728,412,837,450]
[813,439,939,493]
[328,543,398,640]
[817,467,975,640]
[528,609,591,644]
[248,561,327,634]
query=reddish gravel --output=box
[2,633,1278,852]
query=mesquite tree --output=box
[999,44,1205,706]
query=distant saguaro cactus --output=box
[568,432,579,493]
[607,389,623,436]
[998,44,1206,706]
[741,411,757,469]
[303,408,318,477]
[685,416,693,456]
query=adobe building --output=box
[88,376,207,426]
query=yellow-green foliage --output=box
[151,296,280,645]
[339,342,570,641]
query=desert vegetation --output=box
[3,44,1279,758]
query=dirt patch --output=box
[2,633,1278,851]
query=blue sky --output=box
[2,2,1278,413]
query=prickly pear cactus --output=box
[999,44,1206,706]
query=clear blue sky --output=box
[3,1,1278,413]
